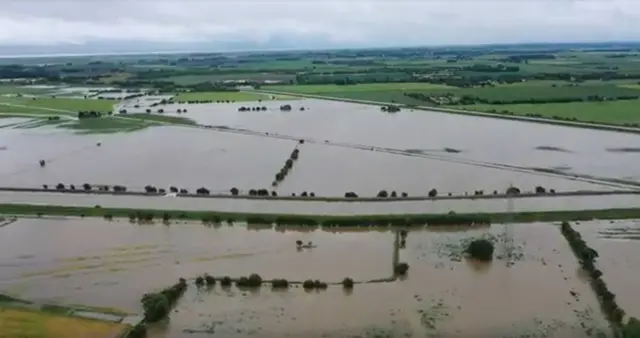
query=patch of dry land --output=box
[0,308,127,338]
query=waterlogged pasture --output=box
[131,98,640,182]
[574,220,640,318]
[0,126,297,191]
[0,218,393,313]
[150,223,610,338]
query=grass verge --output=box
[3,204,640,225]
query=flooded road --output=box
[1,190,640,215]
[574,220,640,318]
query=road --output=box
[1,191,639,216]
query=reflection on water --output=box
[575,220,640,318]
[0,218,609,336]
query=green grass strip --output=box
[2,204,640,224]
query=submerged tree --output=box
[466,239,494,261]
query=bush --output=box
[428,189,438,197]
[314,280,328,289]
[535,186,546,194]
[83,183,92,191]
[230,187,239,196]
[248,273,263,287]
[344,192,358,198]
[390,191,397,198]
[394,262,409,275]
[195,276,204,286]
[196,187,210,195]
[342,277,354,289]
[623,317,640,338]
[220,276,232,287]
[169,186,178,193]
[42,184,48,190]
[141,293,169,322]
[377,190,388,198]
[466,239,494,261]
[236,277,250,287]
[506,186,521,195]
[302,279,315,290]
[205,274,216,285]
[271,278,289,289]
[56,183,65,190]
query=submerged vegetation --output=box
[559,221,630,331]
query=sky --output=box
[0,0,639,53]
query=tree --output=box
[230,187,239,196]
[466,239,494,261]
[535,186,546,194]
[428,189,438,197]
[377,190,388,198]
[56,183,65,190]
[83,183,91,191]
[342,277,354,289]
[506,186,521,195]
[196,187,210,195]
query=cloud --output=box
[0,0,639,50]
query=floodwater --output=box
[574,219,640,318]
[131,99,640,182]
[0,218,392,313]
[277,143,617,196]
[149,222,610,337]
[2,190,640,214]
[0,126,297,192]
[0,120,624,195]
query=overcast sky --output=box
[1,0,639,51]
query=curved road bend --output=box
[1,191,639,216]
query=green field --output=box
[174,91,273,102]
[268,83,453,94]
[465,100,640,125]
[0,97,115,113]
[124,113,196,125]
[0,103,67,116]
[165,73,294,85]
[58,117,151,134]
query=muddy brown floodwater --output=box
[0,218,606,337]
[128,98,640,182]
[574,219,640,319]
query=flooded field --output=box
[277,143,616,196]
[574,220,640,318]
[146,222,609,337]
[0,126,297,191]
[0,218,393,313]
[126,98,640,182]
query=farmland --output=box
[3,43,640,337]
[0,306,127,338]
[174,91,272,102]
